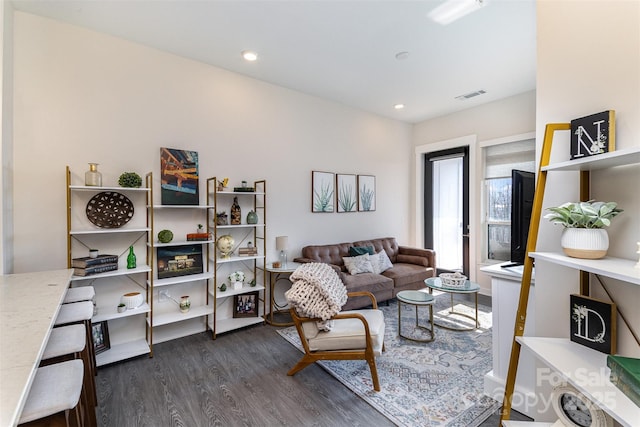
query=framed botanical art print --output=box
[570,110,615,160]
[336,174,357,213]
[357,175,376,212]
[312,171,335,213]
[570,294,617,354]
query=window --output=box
[483,139,535,262]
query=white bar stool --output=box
[41,325,97,427]
[54,302,97,410]
[18,359,85,427]
[63,286,95,304]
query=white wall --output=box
[1,1,14,275]
[10,12,412,274]
[534,1,640,421]
[535,0,640,354]
[411,91,536,293]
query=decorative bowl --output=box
[120,292,144,309]
[439,272,467,289]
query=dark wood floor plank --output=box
[96,322,529,426]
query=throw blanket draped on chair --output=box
[285,262,348,330]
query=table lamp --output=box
[276,236,288,268]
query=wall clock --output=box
[550,384,613,427]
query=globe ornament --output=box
[216,234,235,259]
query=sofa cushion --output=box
[369,251,393,274]
[300,242,351,269]
[342,254,374,275]
[352,237,399,263]
[348,245,375,256]
[382,263,432,288]
[396,253,429,267]
[304,309,385,354]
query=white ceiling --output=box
[11,0,537,124]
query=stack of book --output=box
[238,247,258,256]
[187,233,211,241]
[72,254,118,276]
[607,354,640,406]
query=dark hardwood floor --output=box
[96,318,530,426]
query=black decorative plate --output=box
[86,191,134,228]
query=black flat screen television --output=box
[507,169,535,266]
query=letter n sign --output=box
[570,110,615,160]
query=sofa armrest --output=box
[397,246,436,268]
[293,257,343,274]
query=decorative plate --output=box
[86,191,134,228]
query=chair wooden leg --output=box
[366,356,381,391]
[287,355,317,376]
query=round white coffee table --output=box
[424,277,480,331]
[397,290,435,342]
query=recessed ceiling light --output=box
[242,50,258,61]
[428,0,485,25]
[395,51,410,61]
[394,104,405,110]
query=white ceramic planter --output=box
[561,228,609,259]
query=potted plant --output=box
[544,200,623,259]
[228,271,245,290]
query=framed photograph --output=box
[91,321,110,354]
[233,292,259,318]
[156,244,204,279]
[312,171,335,213]
[160,147,199,205]
[570,110,615,160]
[336,174,357,213]
[357,175,376,212]
[570,294,617,354]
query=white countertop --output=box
[0,269,73,427]
[480,262,535,283]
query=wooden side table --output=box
[265,262,300,326]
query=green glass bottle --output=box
[127,246,136,269]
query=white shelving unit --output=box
[501,140,640,424]
[150,204,215,341]
[66,166,153,366]
[209,178,267,338]
[517,336,639,427]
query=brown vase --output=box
[231,197,241,225]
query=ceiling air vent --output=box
[455,89,486,100]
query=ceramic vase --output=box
[179,296,191,313]
[561,228,609,259]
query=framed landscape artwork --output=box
[156,244,204,279]
[160,147,199,205]
[358,175,376,212]
[312,171,335,213]
[336,174,357,213]
[570,294,617,354]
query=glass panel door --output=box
[424,147,469,275]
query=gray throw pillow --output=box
[342,254,374,275]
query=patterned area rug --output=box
[277,293,500,427]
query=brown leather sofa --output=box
[294,237,436,310]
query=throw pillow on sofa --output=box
[369,250,394,274]
[342,254,374,275]
[348,245,375,256]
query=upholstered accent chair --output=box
[287,291,385,391]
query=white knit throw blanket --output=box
[285,263,348,331]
